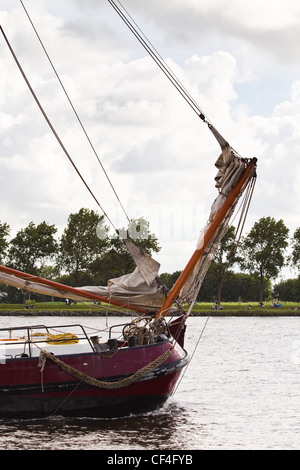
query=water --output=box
[0,315,299,450]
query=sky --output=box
[1,0,300,280]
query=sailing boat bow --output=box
[0,2,257,418]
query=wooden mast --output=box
[156,158,257,319]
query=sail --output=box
[0,144,255,313]
[123,238,160,286]
[178,125,254,304]
[0,12,257,316]
[77,239,165,309]
[0,270,71,298]
[0,266,166,311]
[0,239,166,312]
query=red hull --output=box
[0,338,187,418]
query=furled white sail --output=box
[0,239,166,312]
[78,239,166,309]
[178,124,254,304]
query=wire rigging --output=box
[0,25,117,232]
[108,0,204,116]
[172,316,210,396]
[19,0,130,225]
[113,0,206,118]
[4,0,253,239]
[109,1,247,160]
[109,0,218,128]
[227,174,257,264]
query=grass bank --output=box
[0,301,299,316]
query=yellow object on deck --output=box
[46,333,79,345]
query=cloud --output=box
[0,0,300,277]
[123,0,300,62]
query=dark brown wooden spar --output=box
[0,265,148,314]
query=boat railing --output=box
[0,318,173,359]
[0,323,96,357]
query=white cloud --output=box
[0,0,299,278]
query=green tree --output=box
[222,272,271,302]
[58,208,109,285]
[197,268,272,302]
[197,261,219,302]
[291,227,300,271]
[8,221,58,274]
[273,277,300,302]
[0,220,10,263]
[210,225,240,303]
[159,271,181,290]
[239,217,289,301]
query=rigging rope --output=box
[172,316,210,396]
[108,0,228,143]
[19,0,130,225]
[0,25,118,232]
[111,0,206,118]
[227,174,257,264]
[109,1,250,161]
[108,0,203,117]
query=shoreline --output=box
[0,310,299,317]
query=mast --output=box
[156,157,257,319]
[106,2,258,320]
[1,9,258,320]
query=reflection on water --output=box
[0,400,194,450]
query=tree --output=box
[291,227,300,271]
[239,217,289,301]
[273,277,300,302]
[209,225,240,303]
[222,272,271,302]
[8,221,58,274]
[159,271,181,290]
[197,261,219,302]
[57,208,109,285]
[0,221,10,263]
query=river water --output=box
[0,315,299,451]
